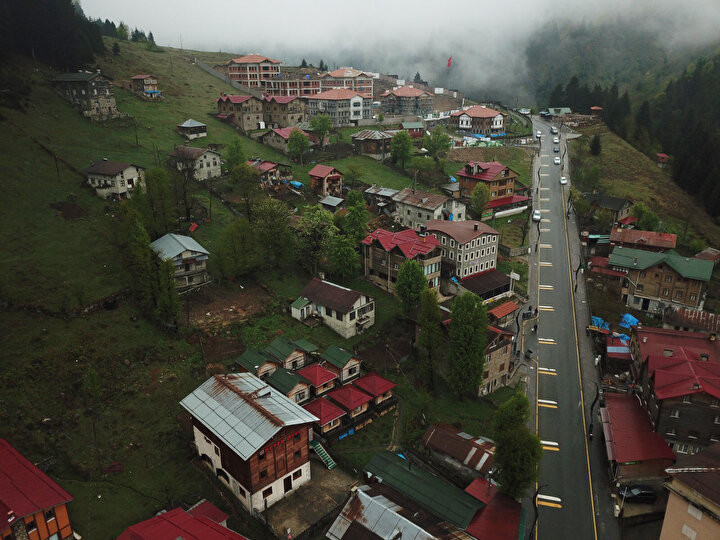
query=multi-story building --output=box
[480,326,515,396]
[450,105,504,134]
[180,373,318,512]
[629,326,720,378]
[308,164,343,197]
[609,247,713,313]
[216,94,264,132]
[424,220,500,279]
[263,95,306,128]
[84,160,144,199]
[456,161,519,200]
[150,233,210,288]
[320,67,374,95]
[219,54,282,88]
[168,146,222,181]
[259,127,312,154]
[660,443,720,540]
[392,188,466,230]
[303,89,372,126]
[130,74,161,98]
[52,71,122,121]
[380,86,434,115]
[361,228,442,292]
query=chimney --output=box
[633,257,638,266]
[7,509,14,524]
[474,223,478,231]
[642,336,647,343]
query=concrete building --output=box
[303,89,372,126]
[150,233,210,288]
[380,85,434,115]
[450,105,504,134]
[84,160,144,199]
[392,188,466,230]
[424,219,499,279]
[168,146,221,180]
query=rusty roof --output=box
[392,188,449,211]
[421,423,495,475]
[179,373,318,461]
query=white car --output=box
[532,209,542,222]
[553,137,560,144]
[560,176,568,185]
[554,156,561,165]
[536,130,542,138]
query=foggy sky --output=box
[79,0,720,101]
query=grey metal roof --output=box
[365,185,399,198]
[178,118,206,128]
[320,195,344,207]
[150,233,209,260]
[52,71,105,82]
[180,373,319,461]
[351,129,393,141]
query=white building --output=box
[84,160,144,199]
[392,188,466,230]
[424,220,500,279]
[150,233,210,288]
[168,146,222,181]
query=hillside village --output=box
[3,4,720,540]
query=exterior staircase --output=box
[309,440,336,470]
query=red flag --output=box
[447,56,452,68]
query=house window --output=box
[687,503,702,520]
[683,395,692,403]
[450,240,455,247]
[441,237,446,245]
[688,431,698,439]
[666,427,676,436]
[664,349,674,357]
[639,271,646,277]
[26,520,37,533]
[335,311,343,321]
[350,311,356,320]
[393,263,399,270]
[44,509,56,522]
[636,284,644,292]
[293,469,302,480]
[681,524,697,540]
[296,392,305,402]
[213,445,219,456]
[690,293,697,301]
[665,275,672,282]
[676,442,689,454]
[715,415,720,425]
[294,450,301,459]
[711,399,719,407]
[380,259,386,266]
[294,432,300,441]
[260,469,268,478]
[348,366,358,376]
[675,290,684,299]
[263,487,273,498]
[670,409,680,418]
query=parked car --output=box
[536,130,542,138]
[553,137,560,144]
[619,485,657,504]
[532,209,542,222]
[554,156,561,165]
[560,176,568,185]
[553,146,560,153]
[551,126,558,135]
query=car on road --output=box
[553,156,561,165]
[560,176,568,185]
[551,126,558,135]
[553,137,559,144]
[619,485,657,504]
[536,130,542,138]
[532,209,542,222]
[553,146,560,153]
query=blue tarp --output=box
[448,213,454,221]
[450,176,457,183]
[619,313,639,329]
[618,334,631,343]
[591,316,610,330]
[289,181,303,189]
[451,277,460,284]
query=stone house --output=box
[609,247,713,313]
[216,94,264,132]
[149,233,210,288]
[479,326,515,396]
[259,127,311,154]
[52,71,122,121]
[180,373,318,512]
[263,95,306,128]
[291,278,375,338]
[361,228,442,292]
[308,164,343,198]
[392,188,466,230]
[380,86,434,116]
[84,160,144,199]
[168,146,222,181]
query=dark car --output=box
[553,146,560,153]
[619,485,656,504]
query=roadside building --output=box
[180,373,318,512]
[52,71,122,121]
[216,94,264,132]
[603,336,633,374]
[450,105,505,134]
[583,193,633,225]
[609,226,677,252]
[695,247,720,266]
[464,477,523,540]
[361,228,442,292]
[303,88,372,126]
[487,300,520,328]
[130,74,161,99]
[480,326,515,395]
[663,307,720,334]
[0,439,75,540]
[424,219,499,279]
[392,188,466,230]
[168,146,221,180]
[291,278,375,338]
[84,160,144,199]
[177,118,207,139]
[308,164,343,198]
[456,161,520,201]
[149,233,210,288]
[609,247,713,313]
[660,443,720,540]
[421,423,495,480]
[380,86,434,116]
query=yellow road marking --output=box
[538,402,558,409]
[539,284,554,290]
[538,501,563,508]
[538,305,554,311]
[543,446,560,452]
[540,243,553,249]
[540,262,552,267]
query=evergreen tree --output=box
[447,293,488,397]
[391,130,413,168]
[417,288,443,389]
[112,41,120,55]
[125,221,159,315]
[148,31,155,43]
[297,205,337,275]
[395,260,427,314]
[230,163,261,222]
[154,259,179,324]
[328,236,360,281]
[413,71,422,83]
[300,58,308,68]
[589,134,601,155]
[252,198,295,268]
[318,59,327,71]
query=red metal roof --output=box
[230,54,280,64]
[665,308,720,334]
[246,160,278,173]
[488,300,519,320]
[618,215,638,225]
[635,326,720,364]
[187,500,229,524]
[610,226,677,250]
[118,507,247,539]
[590,106,603,111]
[648,356,720,400]
[131,74,152,79]
[464,477,522,540]
[600,393,675,464]
[588,256,626,277]
[85,160,137,176]
[308,164,341,178]
[327,385,373,411]
[325,67,369,78]
[353,372,396,397]
[456,161,507,182]
[670,443,720,506]
[656,153,669,160]
[0,439,73,524]
[361,228,440,259]
[269,127,308,141]
[297,363,337,387]
[485,194,530,210]
[303,397,346,426]
[451,105,503,118]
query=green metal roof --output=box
[265,337,296,361]
[267,367,305,395]
[609,247,713,281]
[293,339,318,354]
[364,451,485,529]
[235,349,276,372]
[321,344,354,369]
[291,297,309,309]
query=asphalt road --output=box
[523,118,598,540]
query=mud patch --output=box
[50,201,86,219]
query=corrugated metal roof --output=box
[179,373,318,461]
[178,118,206,128]
[150,233,209,259]
[365,185,399,198]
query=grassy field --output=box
[571,125,720,249]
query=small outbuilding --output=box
[177,118,207,139]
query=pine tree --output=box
[590,134,601,155]
[112,41,120,55]
[417,288,443,389]
[395,260,427,314]
[300,58,308,68]
[447,293,488,397]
